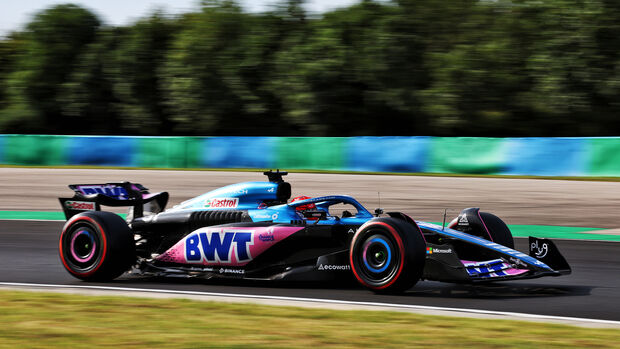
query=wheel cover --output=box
[70,230,97,263]
[362,237,392,273]
[354,230,401,287]
[60,219,105,275]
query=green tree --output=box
[3,0,620,136]
[0,32,36,132]
[270,1,405,135]
[161,0,298,135]
[58,28,121,134]
[161,1,248,135]
[21,4,101,132]
[109,13,180,134]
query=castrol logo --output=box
[65,201,96,211]
[204,198,239,209]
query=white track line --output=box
[1,282,619,328]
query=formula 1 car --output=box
[58,171,571,293]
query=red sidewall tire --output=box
[59,215,108,278]
[350,217,426,293]
[59,211,135,281]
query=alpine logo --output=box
[458,215,469,225]
[204,198,239,209]
[317,264,351,271]
[185,229,254,264]
[65,201,95,211]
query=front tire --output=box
[350,217,426,293]
[59,211,135,281]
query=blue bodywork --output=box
[59,171,569,287]
[172,181,281,210]
[170,182,374,226]
[167,179,554,274]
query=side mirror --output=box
[374,208,384,217]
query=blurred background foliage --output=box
[2,0,620,136]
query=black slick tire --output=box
[59,211,135,281]
[349,217,426,293]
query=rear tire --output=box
[59,211,135,281]
[350,217,426,293]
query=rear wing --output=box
[59,182,169,220]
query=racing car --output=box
[58,170,571,293]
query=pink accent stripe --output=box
[504,268,529,275]
[70,231,96,263]
[477,210,493,241]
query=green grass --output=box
[0,290,618,348]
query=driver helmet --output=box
[290,196,316,211]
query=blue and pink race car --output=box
[58,171,571,293]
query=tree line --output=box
[2,0,620,136]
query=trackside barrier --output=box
[68,136,136,167]
[3,135,68,166]
[0,135,5,163]
[275,137,346,170]
[502,138,587,176]
[204,137,275,169]
[427,137,506,174]
[587,138,620,176]
[346,136,430,172]
[136,137,202,168]
[1,135,620,177]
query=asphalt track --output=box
[0,220,619,321]
[1,169,619,322]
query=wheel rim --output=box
[355,232,400,286]
[63,224,102,272]
[70,230,97,263]
[362,238,392,273]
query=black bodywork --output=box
[58,171,571,289]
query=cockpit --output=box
[287,195,374,224]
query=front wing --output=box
[419,222,571,283]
